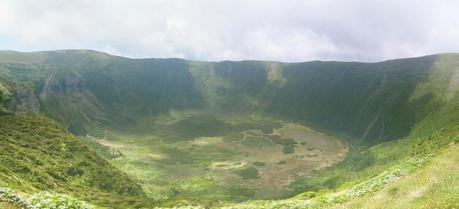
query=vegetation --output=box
[0,115,148,208]
[91,113,345,205]
[233,167,260,180]
[271,137,297,154]
[252,161,266,167]
[1,186,92,209]
[222,124,459,209]
[0,50,457,208]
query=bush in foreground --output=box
[0,187,92,209]
[27,192,92,209]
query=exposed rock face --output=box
[15,85,40,113]
[0,83,9,113]
[41,72,84,98]
[0,83,10,96]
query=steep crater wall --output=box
[0,50,456,143]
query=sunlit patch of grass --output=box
[332,143,459,209]
[210,161,246,170]
[191,137,224,146]
[0,201,19,209]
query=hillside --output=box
[0,50,457,208]
[0,51,456,140]
[0,114,149,208]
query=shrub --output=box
[27,192,92,209]
[0,187,28,208]
[252,161,266,167]
[233,167,260,179]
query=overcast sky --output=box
[0,0,458,62]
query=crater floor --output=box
[87,112,348,203]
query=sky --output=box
[0,0,459,62]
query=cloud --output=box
[0,0,458,62]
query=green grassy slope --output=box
[0,114,148,208]
[332,143,458,209]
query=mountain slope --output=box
[0,114,148,208]
[1,50,456,142]
[333,142,458,209]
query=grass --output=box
[83,112,348,206]
[219,97,459,208]
[0,114,149,208]
[219,124,458,209]
[0,202,18,209]
[167,114,231,141]
[0,51,458,208]
[332,143,458,209]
